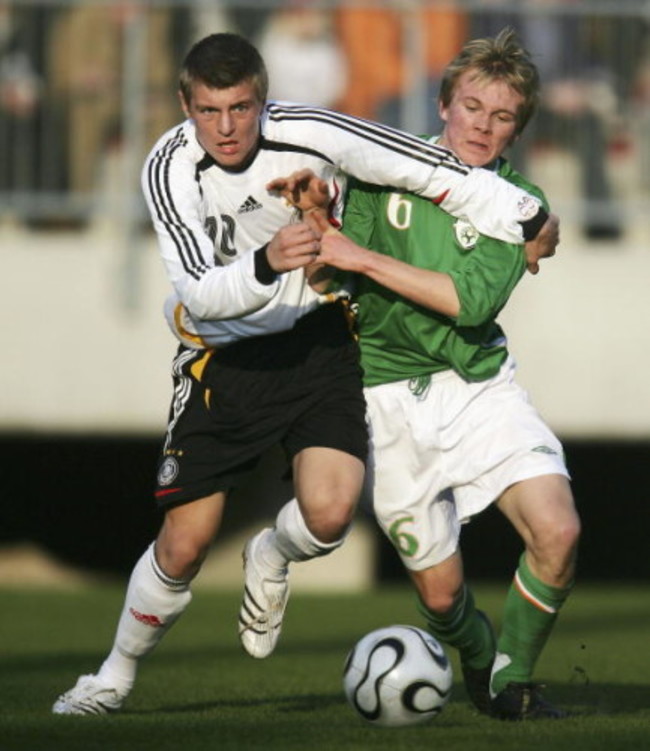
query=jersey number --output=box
[205,215,237,259]
[388,516,419,557]
[387,193,413,230]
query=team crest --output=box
[517,195,540,220]
[158,456,179,486]
[453,218,479,250]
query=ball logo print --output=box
[343,625,453,727]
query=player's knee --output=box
[156,534,210,581]
[302,494,357,544]
[420,590,457,616]
[417,582,459,616]
[538,509,581,561]
[556,515,580,575]
[308,513,352,545]
[561,511,581,552]
[528,511,580,587]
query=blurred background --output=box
[1,0,649,587]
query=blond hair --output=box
[439,28,540,135]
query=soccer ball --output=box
[343,625,453,727]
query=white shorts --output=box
[364,357,569,571]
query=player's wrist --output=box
[254,244,277,285]
[520,206,549,242]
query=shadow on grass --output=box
[119,682,650,719]
[534,681,650,717]
[147,692,344,716]
[0,646,241,676]
[1,633,363,677]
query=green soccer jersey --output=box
[342,149,548,388]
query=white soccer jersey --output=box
[142,101,542,347]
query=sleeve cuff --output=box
[254,244,277,285]
[520,207,549,242]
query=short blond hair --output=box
[439,28,540,135]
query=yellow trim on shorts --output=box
[174,302,208,348]
[190,350,214,382]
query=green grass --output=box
[1,583,649,751]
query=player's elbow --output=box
[454,309,490,327]
[175,279,230,321]
[180,292,217,321]
[435,300,460,319]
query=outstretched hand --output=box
[525,213,559,274]
[267,169,330,213]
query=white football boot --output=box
[238,528,290,659]
[52,674,127,715]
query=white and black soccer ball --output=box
[343,625,453,727]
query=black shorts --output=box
[154,301,368,509]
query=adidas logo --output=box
[531,445,558,455]
[237,195,263,214]
[129,607,164,628]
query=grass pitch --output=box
[1,582,649,751]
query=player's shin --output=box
[97,542,192,693]
[418,583,496,714]
[418,584,495,671]
[491,553,573,695]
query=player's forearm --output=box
[169,248,278,321]
[271,111,546,245]
[321,233,460,318]
[360,249,460,318]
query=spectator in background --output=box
[48,1,177,201]
[471,0,623,240]
[377,5,468,132]
[230,5,272,42]
[258,4,347,107]
[333,8,403,121]
[0,2,41,194]
[632,51,650,190]
[334,5,466,128]
[171,0,233,58]
[603,14,650,193]
[0,2,68,217]
[0,4,40,123]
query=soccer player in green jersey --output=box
[304,28,580,720]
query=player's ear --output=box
[178,89,191,119]
[438,99,448,124]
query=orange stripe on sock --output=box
[514,571,557,614]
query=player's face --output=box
[437,70,523,167]
[181,79,263,169]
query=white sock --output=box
[96,542,192,694]
[260,498,347,573]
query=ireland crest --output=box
[453,218,479,250]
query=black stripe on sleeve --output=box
[521,206,549,241]
[146,130,210,281]
[266,103,470,177]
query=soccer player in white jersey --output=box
[299,29,580,720]
[52,32,559,715]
